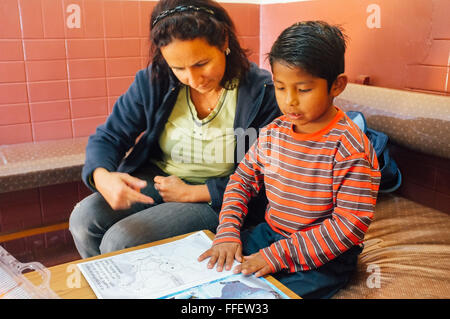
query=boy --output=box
[199,21,381,298]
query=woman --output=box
[69,0,280,258]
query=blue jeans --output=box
[69,165,219,258]
[241,222,363,299]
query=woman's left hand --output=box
[153,175,191,202]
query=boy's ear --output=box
[331,74,348,97]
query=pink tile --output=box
[0,62,26,83]
[69,78,107,99]
[238,36,260,65]
[108,96,119,114]
[0,123,33,145]
[0,40,24,61]
[238,36,259,57]
[72,116,107,137]
[67,59,106,79]
[105,39,140,58]
[66,39,105,59]
[103,0,123,38]
[0,0,22,38]
[223,3,260,37]
[27,81,69,103]
[71,97,108,118]
[0,83,28,105]
[23,39,66,61]
[140,38,150,57]
[29,100,70,122]
[432,0,450,38]
[106,57,141,77]
[40,182,79,224]
[141,57,149,70]
[25,60,67,82]
[106,76,134,96]
[0,104,30,125]
[122,1,140,37]
[0,188,42,232]
[406,65,448,93]
[422,40,450,66]
[139,1,155,37]
[83,0,105,38]
[32,119,73,141]
[42,0,65,38]
[18,0,44,39]
[63,0,84,38]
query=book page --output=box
[77,231,236,299]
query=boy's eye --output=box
[298,88,312,93]
[275,86,285,91]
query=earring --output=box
[225,48,230,56]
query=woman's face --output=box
[160,37,227,94]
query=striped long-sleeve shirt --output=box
[214,108,381,273]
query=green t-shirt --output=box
[152,85,237,184]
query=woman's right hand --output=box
[93,167,155,210]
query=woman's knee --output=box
[69,193,107,237]
[99,221,140,254]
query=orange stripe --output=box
[274,152,333,169]
[338,192,375,204]
[214,237,241,245]
[323,220,348,252]
[265,176,332,198]
[280,240,295,271]
[219,217,241,225]
[290,235,305,271]
[313,227,335,261]
[339,179,375,188]
[217,226,240,234]
[300,231,320,267]
[270,245,287,269]
[333,215,360,244]
[260,249,277,273]
[268,193,333,212]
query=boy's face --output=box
[272,61,346,134]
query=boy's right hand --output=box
[198,242,243,272]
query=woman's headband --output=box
[152,5,215,27]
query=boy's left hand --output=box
[233,252,272,277]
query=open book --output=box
[77,231,290,299]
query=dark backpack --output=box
[346,111,402,193]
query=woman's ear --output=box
[331,74,348,97]
[221,32,229,53]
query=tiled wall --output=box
[0,0,448,264]
[260,0,450,96]
[0,181,91,263]
[0,0,260,145]
[0,0,260,263]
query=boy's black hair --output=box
[268,21,347,91]
[149,0,249,90]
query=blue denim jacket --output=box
[82,63,280,211]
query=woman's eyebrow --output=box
[170,59,210,69]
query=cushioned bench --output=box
[332,84,450,299]
[0,137,87,247]
[0,137,87,194]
